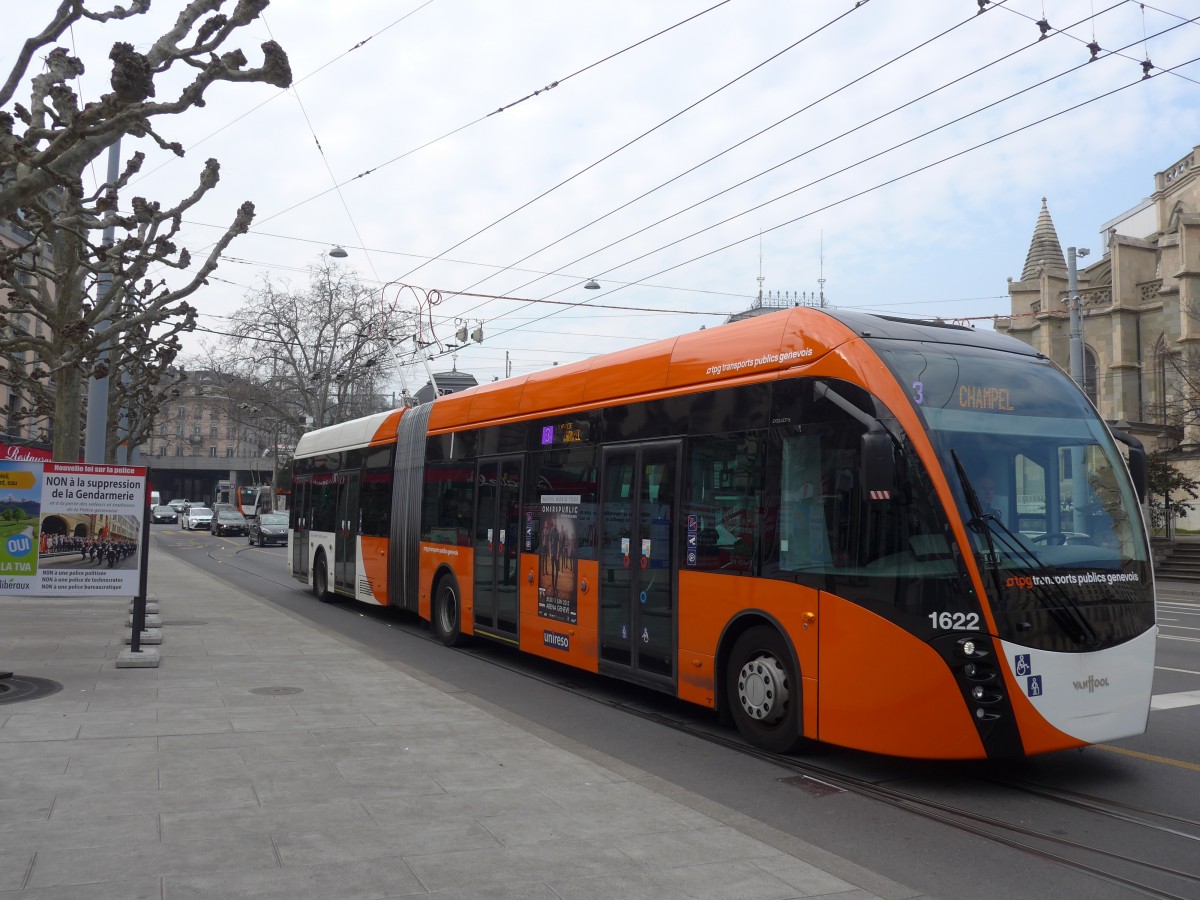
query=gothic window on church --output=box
[1153,335,1180,425]
[1083,347,1098,406]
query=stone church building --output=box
[996,143,1200,530]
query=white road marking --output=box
[1151,690,1200,710]
[1155,665,1200,676]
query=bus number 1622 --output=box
[929,612,980,630]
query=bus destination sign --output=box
[958,385,1014,412]
[540,419,590,447]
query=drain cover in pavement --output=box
[249,686,303,695]
[0,675,64,705]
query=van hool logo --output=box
[1072,675,1110,693]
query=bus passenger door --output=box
[473,457,522,639]
[335,471,360,593]
[599,442,679,683]
[292,477,310,579]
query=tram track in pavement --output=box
[193,538,1200,900]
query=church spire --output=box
[1021,197,1067,281]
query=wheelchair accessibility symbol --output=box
[1014,654,1032,677]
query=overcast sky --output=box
[4,0,1199,396]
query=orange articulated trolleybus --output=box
[288,307,1156,759]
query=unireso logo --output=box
[542,630,569,651]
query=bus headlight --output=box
[957,636,988,658]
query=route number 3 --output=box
[928,611,980,630]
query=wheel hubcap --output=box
[439,591,456,632]
[737,654,789,724]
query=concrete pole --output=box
[1067,245,1090,535]
[1067,246,1089,387]
[85,140,121,463]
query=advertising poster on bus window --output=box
[538,493,580,624]
[0,461,146,597]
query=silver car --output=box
[182,506,213,530]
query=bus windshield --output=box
[872,339,1152,649]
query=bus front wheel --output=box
[726,626,803,754]
[432,577,463,647]
[313,555,333,603]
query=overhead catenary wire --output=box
[260,13,384,293]
[452,0,1147,322]
[209,247,756,302]
[175,3,1190,376]
[482,54,1199,345]
[990,0,1200,84]
[445,0,1006,318]
[185,1,1165,295]
[390,0,876,283]
[467,14,1198,337]
[132,0,445,186]
[215,0,1159,325]
[155,0,746,340]
[137,4,1197,380]
[253,0,739,229]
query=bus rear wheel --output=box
[313,555,333,603]
[726,626,803,754]
[432,577,463,647]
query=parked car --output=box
[212,506,248,536]
[248,512,289,546]
[182,506,213,530]
[151,504,178,524]
[168,498,189,513]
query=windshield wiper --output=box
[951,452,1099,648]
[952,451,1005,598]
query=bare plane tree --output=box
[201,259,406,435]
[0,0,292,461]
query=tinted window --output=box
[421,462,473,545]
[360,466,392,537]
[311,477,337,532]
[684,432,764,574]
[763,377,976,633]
[526,445,599,558]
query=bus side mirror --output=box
[1111,430,1147,504]
[861,430,895,498]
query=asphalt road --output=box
[156,525,1200,900]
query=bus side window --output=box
[684,432,764,574]
[422,463,474,546]
[776,432,834,573]
[528,447,599,559]
[311,479,336,533]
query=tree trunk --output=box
[53,365,82,462]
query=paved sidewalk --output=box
[0,545,921,899]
